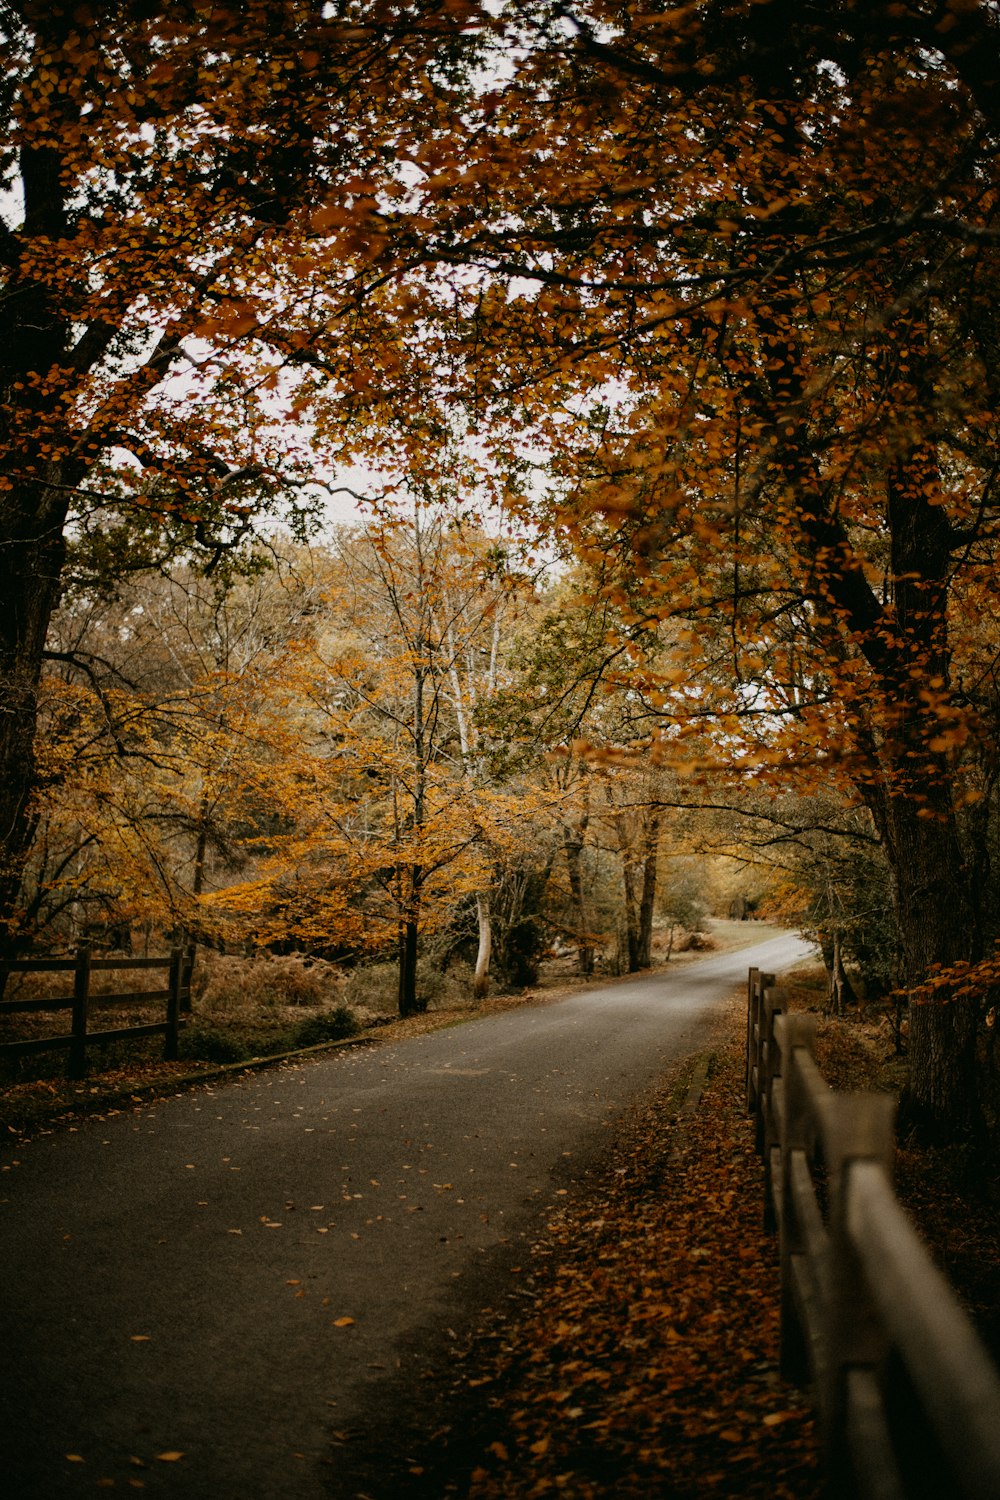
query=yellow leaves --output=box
[927,724,969,754]
[762,1409,801,1427]
[332,1316,356,1328]
[194,305,260,341]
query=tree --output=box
[383,0,1000,1139]
[0,0,483,949]
[10,2,1000,1137]
[19,545,318,948]
[598,770,662,973]
[214,507,538,1014]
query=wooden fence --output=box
[746,966,1000,1500]
[0,946,193,1080]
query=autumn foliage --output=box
[5,2,1000,1136]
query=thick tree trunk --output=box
[0,500,68,955]
[635,812,660,970]
[875,791,981,1140]
[621,848,641,972]
[397,913,421,1017]
[618,808,659,973]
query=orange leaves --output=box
[309,204,358,235]
[457,1005,819,1499]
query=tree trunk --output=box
[875,792,980,1140]
[621,847,641,972]
[875,791,983,1140]
[397,911,421,1017]
[563,825,594,976]
[827,931,858,1017]
[0,501,68,955]
[473,893,491,998]
[192,792,211,900]
[635,811,660,970]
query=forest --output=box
[2,0,1000,1143]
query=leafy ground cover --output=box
[392,974,999,1500]
[397,989,823,1500]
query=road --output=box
[0,931,811,1500]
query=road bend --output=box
[0,932,811,1500]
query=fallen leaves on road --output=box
[432,992,821,1499]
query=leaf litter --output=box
[402,991,822,1499]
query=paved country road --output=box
[0,932,811,1500]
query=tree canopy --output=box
[5,1,1000,1137]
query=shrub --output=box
[178,1025,252,1065]
[340,961,399,1015]
[342,958,476,1015]
[288,1006,360,1049]
[192,952,342,1014]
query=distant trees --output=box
[21,548,319,947]
[17,508,724,1013]
[169,508,550,1013]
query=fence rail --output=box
[0,946,193,1079]
[746,966,1000,1500]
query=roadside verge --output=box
[365,987,822,1500]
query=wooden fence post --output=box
[748,970,775,1151]
[776,1012,820,1385]
[818,1091,897,1491]
[746,967,760,1113]
[181,939,195,1016]
[761,984,784,1226]
[164,947,182,1061]
[69,945,91,1080]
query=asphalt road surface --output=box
[0,932,811,1500]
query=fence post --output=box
[746,967,760,1113]
[761,984,784,1228]
[748,970,775,1150]
[817,1091,896,1491]
[165,947,182,1061]
[181,938,195,1015]
[776,1013,819,1384]
[69,945,91,1080]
